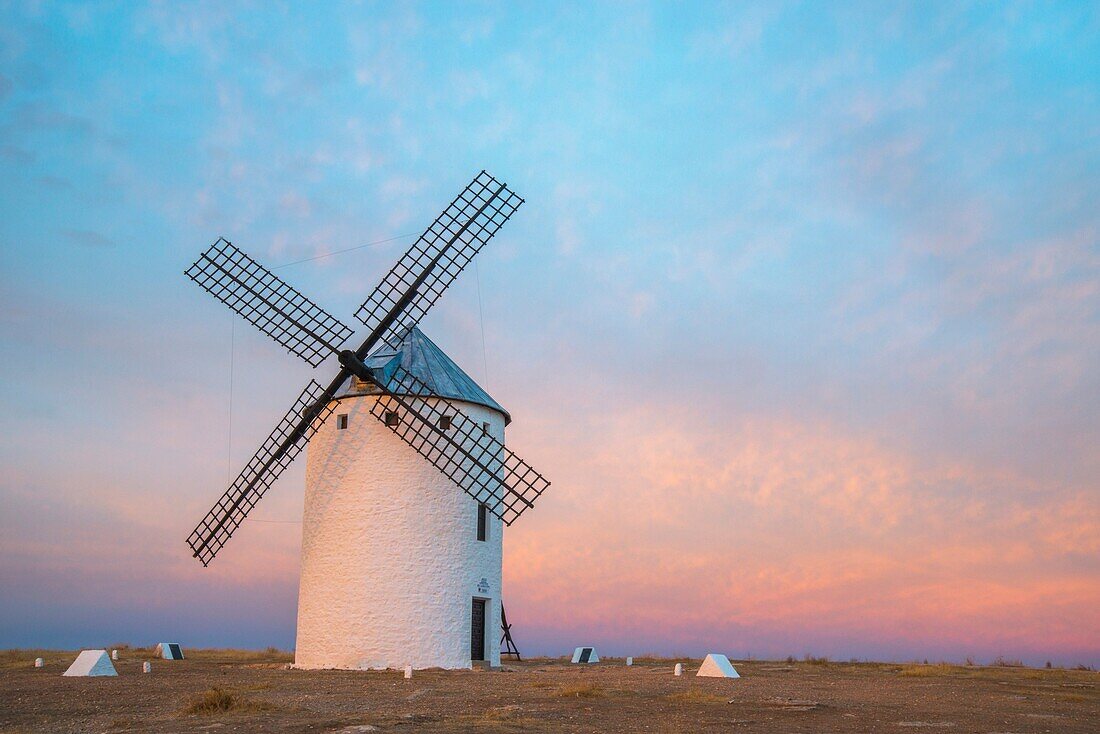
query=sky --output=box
[1,1,1098,667]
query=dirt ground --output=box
[1,648,1097,733]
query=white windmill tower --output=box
[183,172,548,670]
[296,328,513,669]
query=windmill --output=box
[183,171,549,669]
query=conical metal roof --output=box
[343,327,510,424]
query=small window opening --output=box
[336,414,348,430]
[438,415,453,430]
[481,422,490,435]
[384,411,399,427]
[477,502,488,541]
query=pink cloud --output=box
[503,406,1099,663]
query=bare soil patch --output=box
[1,650,1096,732]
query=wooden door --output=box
[471,598,486,661]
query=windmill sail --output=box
[354,171,523,352]
[369,366,549,525]
[186,380,335,566]
[183,170,548,570]
[186,238,354,367]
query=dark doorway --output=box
[471,598,486,661]
[579,647,592,663]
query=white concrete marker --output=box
[674,663,683,676]
[626,657,633,666]
[111,649,119,661]
[404,665,413,679]
[696,653,740,678]
[62,650,117,677]
[34,657,44,668]
[571,647,599,664]
[143,661,151,673]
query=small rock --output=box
[405,688,429,701]
[895,723,956,728]
[766,698,821,711]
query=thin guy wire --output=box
[271,233,418,269]
[475,259,490,386]
[227,318,234,485]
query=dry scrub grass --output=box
[991,656,1025,667]
[554,681,607,698]
[619,655,678,664]
[0,649,63,670]
[460,704,539,728]
[897,663,1094,683]
[2,645,293,669]
[667,689,728,704]
[899,664,967,677]
[181,687,274,715]
[480,705,524,721]
[179,647,292,664]
[1055,693,1091,703]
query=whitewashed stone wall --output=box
[295,394,504,670]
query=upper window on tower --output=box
[337,414,348,430]
[477,503,488,541]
